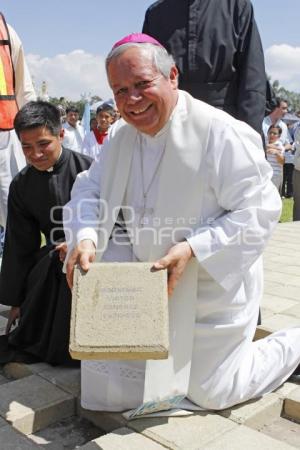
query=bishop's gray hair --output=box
[105,43,176,79]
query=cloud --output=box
[26,49,113,101]
[265,44,300,93]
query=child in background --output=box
[82,103,116,160]
[266,125,285,192]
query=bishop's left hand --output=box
[152,241,194,296]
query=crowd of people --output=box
[0,0,299,419]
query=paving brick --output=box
[0,416,7,428]
[0,374,75,434]
[264,271,300,288]
[39,366,80,396]
[70,263,168,360]
[261,314,300,332]
[128,412,236,450]
[218,393,283,430]
[0,374,9,385]
[79,426,166,450]
[273,382,299,400]
[261,295,297,314]
[3,362,50,380]
[254,325,273,340]
[260,307,275,320]
[0,425,42,449]
[78,399,127,432]
[283,386,300,422]
[283,303,300,318]
[204,424,298,450]
[264,282,300,301]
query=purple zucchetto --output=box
[112,33,165,50]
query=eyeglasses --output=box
[269,131,279,136]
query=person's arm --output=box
[154,119,281,294]
[8,24,36,107]
[235,1,266,133]
[0,180,41,306]
[63,150,105,287]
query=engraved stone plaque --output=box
[69,262,169,360]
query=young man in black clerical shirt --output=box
[0,101,92,365]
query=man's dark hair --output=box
[268,124,282,136]
[275,97,288,108]
[66,105,79,114]
[14,101,62,138]
[96,103,116,117]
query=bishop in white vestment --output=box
[64,34,300,416]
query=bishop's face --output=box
[19,126,64,171]
[107,46,178,136]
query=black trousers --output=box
[282,163,294,197]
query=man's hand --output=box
[55,242,68,262]
[6,306,20,334]
[152,241,194,296]
[66,239,96,289]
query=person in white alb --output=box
[0,13,36,250]
[64,34,300,417]
[62,105,85,153]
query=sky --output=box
[2,0,300,100]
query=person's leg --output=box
[286,164,294,197]
[292,169,300,220]
[188,326,300,410]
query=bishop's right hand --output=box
[66,239,96,289]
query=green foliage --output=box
[46,95,103,118]
[269,77,300,112]
[280,197,293,222]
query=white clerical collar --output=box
[139,91,184,141]
[46,148,63,172]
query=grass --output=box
[280,197,293,223]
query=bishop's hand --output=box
[152,241,194,296]
[66,239,96,289]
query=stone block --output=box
[79,427,166,450]
[204,424,297,450]
[39,366,80,396]
[3,362,50,380]
[0,416,7,428]
[283,303,300,318]
[70,262,169,360]
[0,374,75,434]
[261,294,297,314]
[0,425,42,449]
[0,374,8,386]
[283,386,300,422]
[219,393,283,430]
[273,382,299,399]
[78,399,127,433]
[264,282,300,301]
[254,326,273,341]
[128,412,236,450]
[261,314,300,333]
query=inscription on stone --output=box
[69,262,169,360]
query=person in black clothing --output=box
[0,101,92,365]
[142,0,266,134]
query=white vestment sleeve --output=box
[63,143,109,260]
[187,119,282,291]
